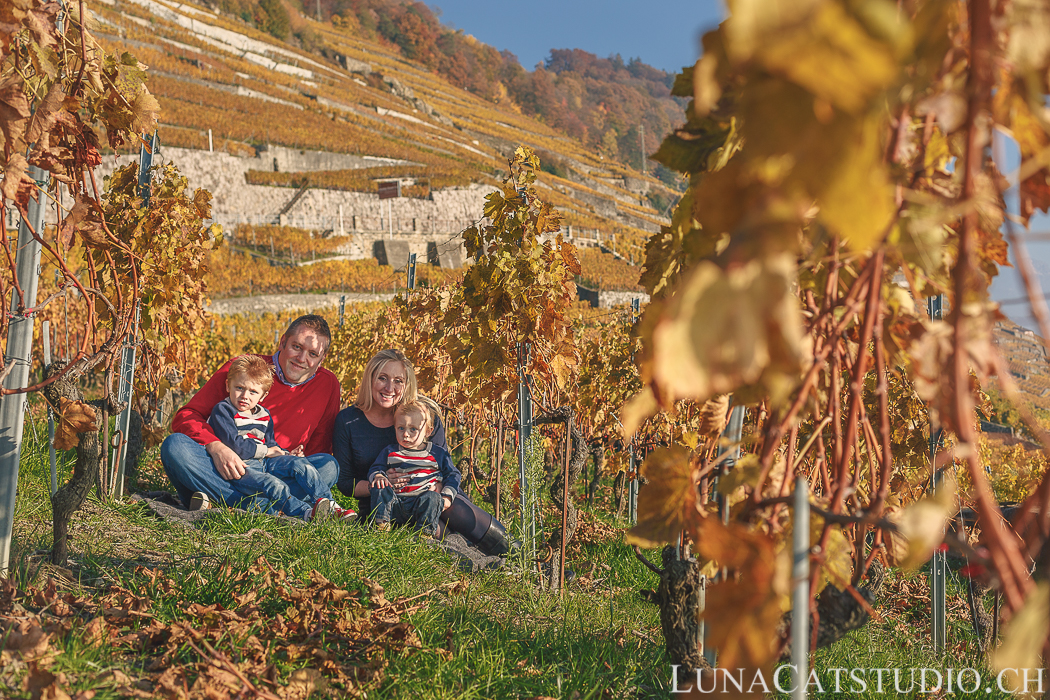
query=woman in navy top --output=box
[333,349,514,555]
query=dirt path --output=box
[206,292,395,316]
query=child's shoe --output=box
[331,504,358,523]
[310,497,334,521]
[374,521,391,532]
[188,491,211,511]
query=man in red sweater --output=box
[161,315,342,511]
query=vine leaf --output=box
[0,75,30,147]
[621,386,658,438]
[54,398,99,450]
[884,476,956,570]
[733,0,901,114]
[698,394,730,437]
[696,517,784,678]
[650,254,806,406]
[817,525,852,594]
[990,581,1050,690]
[625,446,700,548]
[716,453,762,500]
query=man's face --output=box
[395,410,427,451]
[277,327,327,384]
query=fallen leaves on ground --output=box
[0,559,430,699]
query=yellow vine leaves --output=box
[97,163,221,393]
[626,446,700,548]
[990,581,1050,690]
[884,475,957,570]
[695,517,785,677]
[999,0,1050,224]
[1,0,158,203]
[628,0,918,436]
[398,146,580,408]
[725,0,904,114]
[652,255,806,406]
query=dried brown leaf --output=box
[54,398,98,450]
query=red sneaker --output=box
[310,498,334,521]
[331,504,358,523]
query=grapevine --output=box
[619,0,1050,679]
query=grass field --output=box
[5,405,1024,699]
[7,407,668,699]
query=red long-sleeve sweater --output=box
[172,354,342,455]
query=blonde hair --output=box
[416,396,441,436]
[228,355,274,391]
[395,400,428,423]
[353,349,418,411]
[396,398,440,438]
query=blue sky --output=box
[991,135,1050,332]
[429,0,1049,332]
[429,0,724,75]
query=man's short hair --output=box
[283,314,332,352]
[228,355,274,391]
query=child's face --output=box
[395,410,427,451]
[227,373,268,413]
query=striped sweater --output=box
[207,398,278,460]
[368,442,460,499]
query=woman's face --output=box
[371,361,407,411]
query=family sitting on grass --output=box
[160,314,515,556]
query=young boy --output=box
[206,354,356,522]
[367,399,460,536]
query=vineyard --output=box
[243,165,478,197]
[8,0,1050,699]
[200,227,644,297]
[84,0,680,261]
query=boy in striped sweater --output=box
[208,355,355,522]
[367,400,460,536]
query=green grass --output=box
[8,408,1023,699]
[790,567,1021,700]
[7,410,669,699]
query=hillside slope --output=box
[90,0,677,261]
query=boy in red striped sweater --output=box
[367,400,460,536]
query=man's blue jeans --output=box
[231,455,332,520]
[161,433,338,513]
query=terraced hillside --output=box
[89,0,677,265]
[994,319,1050,411]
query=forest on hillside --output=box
[205,0,686,176]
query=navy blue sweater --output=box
[207,399,278,460]
[333,405,447,514]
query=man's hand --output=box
[206,441,247,480]
[289,445,305,457]
[371,474,392,489]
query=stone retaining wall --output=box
[90,146,491,263]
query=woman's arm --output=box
[333,411,356,497]
[335,408,383,498]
